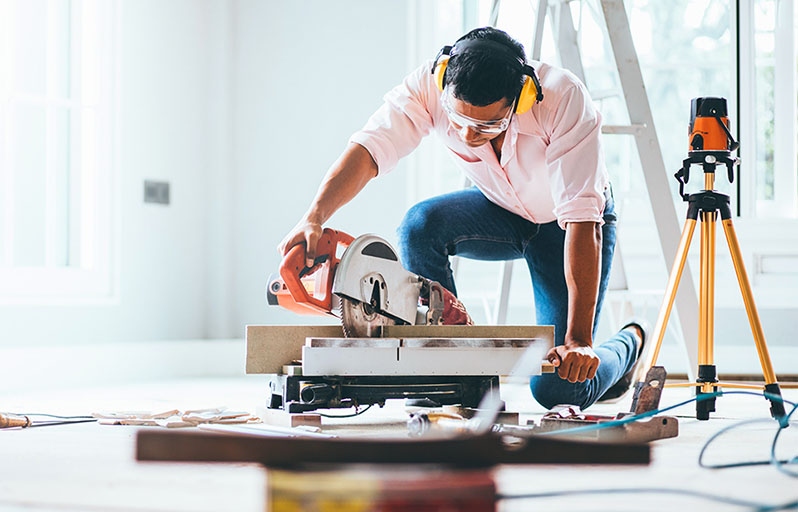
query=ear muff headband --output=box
[430,39,543,114]
[432,45,452,92]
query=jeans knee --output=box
[397,200,444,252]
[530,375,582,410]
[530,379,560,410]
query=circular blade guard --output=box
[332,234,423,336]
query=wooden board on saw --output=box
[302,337,548,376]
[246,324,555,375]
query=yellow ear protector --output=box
[431,39,543,114]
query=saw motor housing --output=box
[268,229,444,334]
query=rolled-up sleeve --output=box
[349,64,436,176]
[544,82,608,230]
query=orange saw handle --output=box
[277,228,354,315]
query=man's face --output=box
[442,89,514,148]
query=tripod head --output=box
[675,97,740,200]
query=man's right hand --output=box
[278,220,324,268]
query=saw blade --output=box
[339,296,397,338]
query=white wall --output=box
[0,0,414,346]
[231,0,412,330]
[0,0,228,346]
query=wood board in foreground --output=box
[136,428,648,468]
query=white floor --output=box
[0,376,796,512]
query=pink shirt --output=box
[349,61,608,229]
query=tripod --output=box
[630,150,787,421]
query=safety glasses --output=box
[441,87,514,135]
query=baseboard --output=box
[666,374,798,386]
[651,343,798,378]
[2,338,794,393]
[0,339,247,392]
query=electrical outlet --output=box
[144,180,170,205]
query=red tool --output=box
[267,228,354,317]
[268,228,471,336]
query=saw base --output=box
[269,374,499,413]
[248,325,555,414]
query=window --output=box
[0,0,116,302]
[406,0,798,320]
[742,0,797,217]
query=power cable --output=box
[497,487,771,509]
[536,390,795,437]
[536,390,798,480]
[1,412,98,428]
[316,404,374,418]
[24,419,98,428]
[771,401,798,477]
[498,487,798,511]
[12,413,94,419]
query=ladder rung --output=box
[589,88,621,101]
[602,124,647,135]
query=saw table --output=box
[246,324,554,414]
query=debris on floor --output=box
[93,407,259,428]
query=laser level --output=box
[688,96,739,154]
[631,97,787,421]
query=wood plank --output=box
[302,345,547,376]
[245,325,343,374]
[401,337,540,348]
[136,429,649,467]
[306,338,402,348]
[246,325,554,375]
[306,337,543,348]
[383,324,554,343]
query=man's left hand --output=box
[546,342,600,383]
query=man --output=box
[279,27,646,410]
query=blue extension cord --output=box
[497,390,798,511]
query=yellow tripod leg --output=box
[695,211,719,420]
[721,218,786,419]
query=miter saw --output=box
[267,228,448,337]
[264,228,549,414]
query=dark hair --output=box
[443,27,527,107]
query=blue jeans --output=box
[396,187,638,410]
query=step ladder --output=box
[455,0,700,379]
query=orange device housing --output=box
[269,228,354,316]
[690,116,731,152]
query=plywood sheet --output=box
[383,325,553,342]
[245,325,343,374]
[246,324,554,375]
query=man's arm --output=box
[278,143,378,265]
[546,221,602,383]
[278,63,438,264]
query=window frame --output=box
[737,0,797,218]
[0,0,118,304]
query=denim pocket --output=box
[602,185,618,225]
